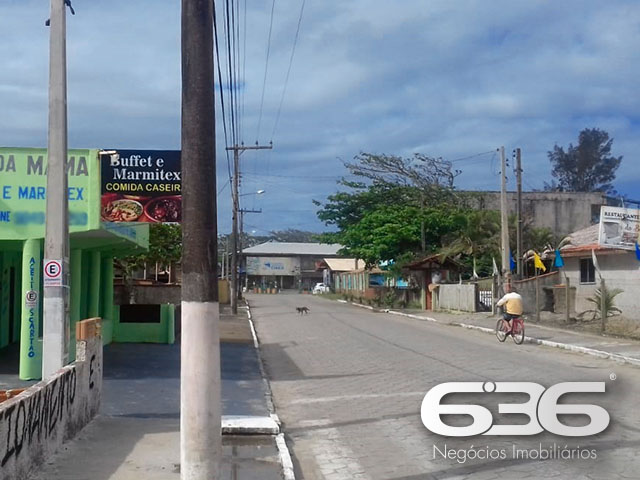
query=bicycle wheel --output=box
[495,319,508,342]
[512,320,525,345]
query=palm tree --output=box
[579,285,623,321]
[439,210,501,277]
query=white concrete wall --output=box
[0,337,102,480]
[563,253,640,316]
[435,284,477,312]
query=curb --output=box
[221,415,280,435]
[276,433,296,480]
[245,299,297,480]
[342,301,640,368]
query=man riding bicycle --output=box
[496,285,523,333]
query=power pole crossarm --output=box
[226,143,273,152]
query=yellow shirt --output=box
[497,292,523,315]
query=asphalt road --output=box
[250,292,640,480]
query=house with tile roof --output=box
[559,223,639,316]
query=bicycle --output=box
[495,315,525,344]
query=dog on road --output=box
[296,306,310,315]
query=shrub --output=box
[383,291,396,308]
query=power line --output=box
[224,0,237,146]
[241,0,247,143]
[213,3,234,189]
[256,0,276,142]
[217,179,230,196]
[450,150,495,163]
[243,172,357,180]
[271,0,306,141]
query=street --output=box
[250,293,640,480]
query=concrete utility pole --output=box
[515,148,523,279]
[227,143,271,314]
[239,207,262,293]
[42,0,70,379]
[180,0,220,477]
[499,146,511,292]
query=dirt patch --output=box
[531,312,640,340]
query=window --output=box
[580,258,595,284]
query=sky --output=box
[1,0,639,235]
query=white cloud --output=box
[1,0,639,233]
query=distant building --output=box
[462,191,615,237]
[316,258,364,287]
[243,241,343,290]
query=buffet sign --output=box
[100,149,181,223]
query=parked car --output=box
[312,283,330,294]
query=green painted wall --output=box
[80,250,90,321]
[101,255,114,345]
[68,249,83,361]
[113,304,175,344]
[88,251,102,318]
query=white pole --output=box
[42,0,70,379]
[181,0,221,477]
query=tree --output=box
[116,223,182,270]
[546,128,622,192]
[336,204,466,267]
[268,229,319,243]
[439,210,501,277]
[314,182,417,234]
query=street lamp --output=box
[239,189,265,197]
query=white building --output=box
[242,241,343,290]
[560,224,640,316]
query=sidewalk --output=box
[30,305,286,480]
[386,307,640,367]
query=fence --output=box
[434,284,478,312]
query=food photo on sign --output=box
[100,149,182,223]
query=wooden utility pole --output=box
[499,146,511,292]
[181,0,220,477]
[515,148,523,279]
[227,143,271,314]
[42,0,70,379]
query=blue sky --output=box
[1,1,639,234]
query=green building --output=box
[0,148,152,380]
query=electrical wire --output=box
[256,0,276,142]
[271,0,306,141]
[449,150,495,163]
[213,3,234,192]
[224,0,237,147]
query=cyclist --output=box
[496,285,523,333]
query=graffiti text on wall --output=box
[0,368,77,466]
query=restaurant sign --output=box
[100,149,181,223]
[598,205,640,250]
